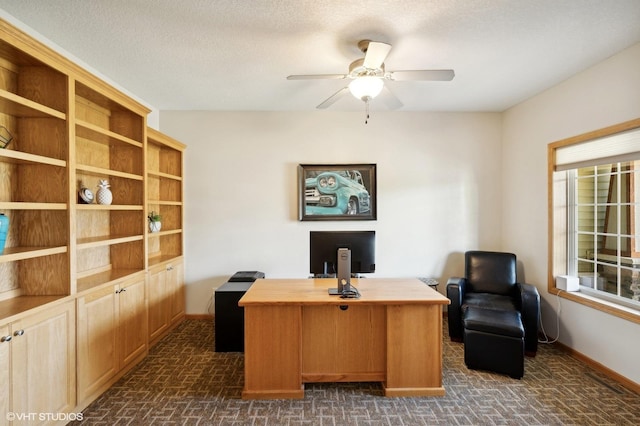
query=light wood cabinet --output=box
[0,325,9,422]
[147,263,169,344]
[148,260,184,346]
[76,285,117,404]
[168,261,185,324]
[118,277,147,366]
[146,128,185,347]
[0,18,186,421]
[76,276,147,406]
[0,301,76,425]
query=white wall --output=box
[159,111,502,315]
[502,42,640,385]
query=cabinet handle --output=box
[13,329,24,337]
[120,288,127,293]
[1,335,11,343]
[167,266,173,271]
[115,289,121,294]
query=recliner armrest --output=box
[518,282,540,356]
[447,277,466,306]
[446,277,467,341]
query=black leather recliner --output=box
[447,251,540,357]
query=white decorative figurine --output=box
[96,179,113,205]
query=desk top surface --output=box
[238,278,450,306]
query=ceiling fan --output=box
[287,40,455,112]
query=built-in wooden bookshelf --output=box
[146,127,184,266]
[0,18,187,420]
[73,81,147,294]
[146,128,185,346]
[0,24,71,318]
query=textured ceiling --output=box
[1,0,639,112]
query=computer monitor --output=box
[309,231,376,276]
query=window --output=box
[571,162,640,307]
[549,119,640,323]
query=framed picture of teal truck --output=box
[298,164,377,221]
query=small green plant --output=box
[148,211,161,222]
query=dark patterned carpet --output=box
[70,319,639,425]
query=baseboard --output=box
[186,314,214,320]
[554,341,640,394]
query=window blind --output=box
[555,128,640,171]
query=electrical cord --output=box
[538,289,562,344]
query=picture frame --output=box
[298,163,377,221]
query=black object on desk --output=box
[214,271,265,352]
[419,277,439,290]
[228,270,265,282]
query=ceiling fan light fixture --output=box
[348,76,384,101]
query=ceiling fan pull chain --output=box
[365,98,370,124]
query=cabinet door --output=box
[148,266,169,343]
[0,325,9,422]
[77,286,118,403]
[11,301,76,422]
[167,261,185,324]
[119,278,147,367]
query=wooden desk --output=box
[238,278,450,399]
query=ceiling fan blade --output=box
[379,85,403,110]
[388,69,455,81]
[363,41,392,69]
[316,87,350,109]
[287,74,347,80]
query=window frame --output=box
[548,118,640,324]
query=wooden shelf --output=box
[147,229,182,238]
[76,119,143,149]
[147,170,182,181]
[0,149,66,167]
[0,295,69,323]
[76,204,143,211]
[76,163,143,181]
[0,246,67,263]
[147,200,183,206]
[76,268,146,294]
[148,254,183,268]
[0,89,66,119]
[0,202,67,210]
[76,234,143,246]
[77,234,144,250]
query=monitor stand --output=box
[328,248,350,295]
[328,278,350,295]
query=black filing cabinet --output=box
[214,281,252,352]
[214,271,264,352]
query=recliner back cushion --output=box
[465,251,517,295]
